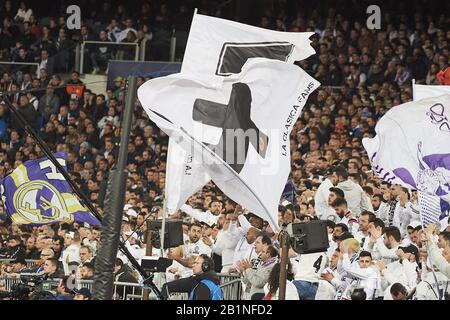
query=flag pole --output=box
[0,87,152,297]
[278,230,289,300]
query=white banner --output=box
[139,59,320,230]
[165,12,317,214]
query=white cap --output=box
[122,216,129,222]
[124,231,138,239]
[66,231,75,239]
[126,208,138,217]
[407,220,422,229]
[123,204,132,211]
[280,199,291,207]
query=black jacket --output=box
[161,271,220,300]
[191,272,221,300]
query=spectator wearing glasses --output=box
[33,248,55,273]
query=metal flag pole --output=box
[0,85,156,299]
[278,230,289,300]
[93,76,137,300]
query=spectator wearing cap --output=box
[123,230,144,261]
[5,258,29,278]
[376,245,418,300]
[73,288,91,300]
[314,168,339,219]
[405,221,422,247]
[112,76,125,99]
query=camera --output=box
[2,273,56,300]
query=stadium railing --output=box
[79,41,140,74]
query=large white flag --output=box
[412,82,450,224]
[182,12,315,76]
[165,12,316,214]
[362,94,450,206]
[139,59,320,230]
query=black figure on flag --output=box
[193,82,268,173]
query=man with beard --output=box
[354,211,376,250]
[371,194,389,225]
[181,198,223,227]
[331,197,359,234]
[167,222,212,279]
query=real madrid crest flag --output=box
[0,152,100,226]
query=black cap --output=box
[399,244,419,261]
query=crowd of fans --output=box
[0,0,449,300]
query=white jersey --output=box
[181,204,218,227]
[380,259,418,297]
[182,239,212,258]
[415,270,450,300]
[61,244,80,275]
[374,202,390,225]
[336,253,379,300]
[292,251,328,283]
[353,231,371,251]
[314,178,334,219]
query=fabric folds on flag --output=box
[0,152,100,226]
[362,94,450,207]
[139,58,319,231]
[165,12,317,215]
